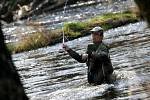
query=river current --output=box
[2,0,149,99]
[13,21,150,100]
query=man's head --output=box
[90,26,104,44]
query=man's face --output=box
[92,32,103,44]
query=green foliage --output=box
[63,11,138,39]
[64,22,89,37]
[64,22,87,32]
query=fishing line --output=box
[62,0,69,44]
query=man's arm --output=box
[62,44,87,63]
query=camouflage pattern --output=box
[67,42,113,85]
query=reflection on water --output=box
[12,21,150,100]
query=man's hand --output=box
[62,44,70,51]
[88,52,96,59]
[82,54,88,61]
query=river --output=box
[3,0,150,99]
[3,0,133,43]
[12,21,150,100]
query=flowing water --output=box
[12,21,150,100]
[3,0,149,99]
[3,0,133,43]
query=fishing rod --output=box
[62,0,69,44]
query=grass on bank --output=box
[7,30,62,53]
[7,11,139,54]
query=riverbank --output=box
[7,11,139,54]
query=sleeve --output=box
[67,49,87,63]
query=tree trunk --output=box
[0,23,29,100]
[134,0,150,27]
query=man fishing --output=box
[62,26,114,85]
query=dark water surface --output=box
[13,21,150,100]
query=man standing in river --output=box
[63,26,114,85]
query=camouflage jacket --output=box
[67,42,113,84]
